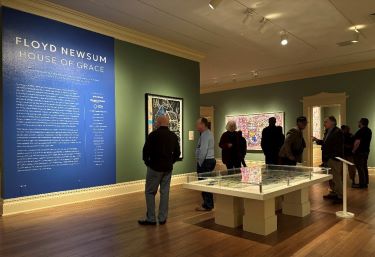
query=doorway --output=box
[311,105,341,167]
[302,92,347,167]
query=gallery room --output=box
[1,0,375,256]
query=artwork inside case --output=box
[146,94,183,159]
[225,112,284,151]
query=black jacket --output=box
[261,126,285,155]
[316,127,344,162]
[143,126,181,172]
[219,131,242,164]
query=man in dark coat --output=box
[261,117,285,165]
[313,116,344,204]
[353,118,372,189]
[139,115,181,225]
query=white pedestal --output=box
[214,194,244,228]
[282,188,311,217]
[243,198,277,236]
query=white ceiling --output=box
[49,0,375,87]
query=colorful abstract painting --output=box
[225,112,284,151]
[146,94,183,159]
[312,106,322,139]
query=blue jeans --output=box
[145,167,172,222]
[197,159,216,210]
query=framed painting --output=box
[146,94,183,159]
[225,112,285,151]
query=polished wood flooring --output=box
[1,177,375,257]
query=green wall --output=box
[201,68,375,166]
[115,40,200,182]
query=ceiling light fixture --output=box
[351,30,360,43]
[280,30,288,46]
[258,17,269,33]
[251,70,259,78]
[209,0,223,10]
[242,8,255,24]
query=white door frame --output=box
[302,92,347,166]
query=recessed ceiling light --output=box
[209,0,223,10]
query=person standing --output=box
[238,130,247,167]
[261,117,285,165]
[139,115,181,225]
[279,116,307,166]
[196,117,216,211]
[341,125,357,186]
[353,118,372,189]
[219,121,242,169]
[313,116,344,204]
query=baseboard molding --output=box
[0,172,194,216]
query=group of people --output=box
[138,114,372,225]
[261,115,372,204]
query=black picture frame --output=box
[145,93,184,160]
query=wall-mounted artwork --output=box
[146,94,183,159]
[312,106,322,139]
[225,112,284,151]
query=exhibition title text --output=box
[15,37,107,73]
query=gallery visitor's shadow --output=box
[185,210,341,246]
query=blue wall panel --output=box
[2,8,116,198]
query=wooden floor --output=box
[1,177,375,257]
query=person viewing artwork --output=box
[261,117,285,165]
[219,120,242,169]
[312,116,344,204]
[341,125,357,186]
[195,117,216,211]
[139,115,181,226]
[353,118,372,189]
[279,116,307,166]
[238,130,247,167]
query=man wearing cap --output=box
[279,116,307,166]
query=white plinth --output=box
[243,198,277,236]
[215,194,244,228]
[282,188,311,217]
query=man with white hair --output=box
[219,120,242,169]
[139,115,180,225]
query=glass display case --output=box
[187,164,330,193]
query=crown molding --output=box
[200,59,375,94]
[1,0,205,62]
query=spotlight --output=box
[242,8,255,24]
[258,17,269,33]
[280,30,288,46]
[251,70,259,78]
[209,0,223,10]
[351,32,359,43]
